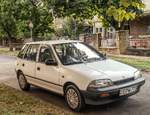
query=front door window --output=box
[38,46,56,63]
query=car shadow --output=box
[28,86,67,109]
[25,86,140,114]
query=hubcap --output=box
[66,88,79,109]
[19,75,26,89]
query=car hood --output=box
[65,59,137,81]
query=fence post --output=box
[94,33,102,50]
[79,34,85,42]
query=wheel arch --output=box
[63,82,80,94]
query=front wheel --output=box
[65,85,85,112]
[18,72,30,91]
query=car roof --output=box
[26,40,81,45]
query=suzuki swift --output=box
[15,40,145,111]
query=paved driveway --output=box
[0,55,16,82]
[0,55,150,115]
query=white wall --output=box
[143,0,150,11]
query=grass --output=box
[111,56,150,71]
[0,84,72,115]
[0,47,19,57]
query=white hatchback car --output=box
[16,40,145,111]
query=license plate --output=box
[119,86,137,96]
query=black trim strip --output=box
[25,75,63,87]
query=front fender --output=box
[59,67,92,91]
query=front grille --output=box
[114,77,135,85]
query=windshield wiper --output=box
[64,61,83,65]
[87,57,105,62]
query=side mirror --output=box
[104,53,107,57]
[45,59,57,66]
[103,52,107,58]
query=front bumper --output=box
[81,78,145,105]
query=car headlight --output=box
[134,71,142,80]
[87,79,113,90]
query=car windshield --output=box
[53,42,105,65]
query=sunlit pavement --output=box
[0,55,150,115]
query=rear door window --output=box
[24,44,39,61]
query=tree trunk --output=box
[116,30,128,54]
[1,24,13,51]
[8,37,13,51]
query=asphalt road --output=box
[0,55,150,115]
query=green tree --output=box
[46,0,145,30]
[58,17,84,39]
[45,0,93,39]
[91,0,145,30]
[27,0,54,40]
[0,0,54,50]
[0,0,18,49]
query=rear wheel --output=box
[65,85,85,112]
[18,72,30,91]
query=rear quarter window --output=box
[17,44,29,59]
[24,44,40,61]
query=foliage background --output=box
[0,0,145,42]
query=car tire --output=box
[18,72,30,91]
[65,85,85,112]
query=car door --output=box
[22,44,39,79]
[35,45,63,94]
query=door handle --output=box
[37,67,40,71]
[22,63,25,67]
